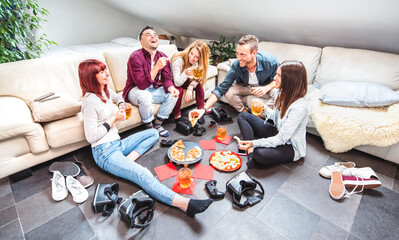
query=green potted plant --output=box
[0,0,56,63]
[208,35,236,66]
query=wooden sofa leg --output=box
[9,168,33,183]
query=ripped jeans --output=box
[92,129,176,205]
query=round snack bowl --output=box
[209,150,242,172]
[167,141,204,166]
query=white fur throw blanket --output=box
[306,87,399,153]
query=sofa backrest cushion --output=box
[257,41,322,84]
[315,47,399,90]
[104,44,179,93]
[319,81,399,107]
[0,53,115,102]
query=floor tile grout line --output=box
[0,218,25,237]
[23,205,79,236]
[276,188,360,233]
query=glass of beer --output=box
[251,99,263,116]
[217,125,227,141]
[178,168,192,188]
[193,67,203,80]
[119,102,133,119]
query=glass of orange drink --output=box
[216,125,227,141]
[178,168,192,188]
[251,99,263,116]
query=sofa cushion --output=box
[43,113,86,148]
[319,81,399,107]
[29,94,82,122]
[257,42,322,84]
[315,47,399,90]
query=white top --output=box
[81,89,124,147]
[171,57,200,88]
[248,71,258,85]
[253,97,309,161]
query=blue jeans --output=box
[92,129,176,206]
[128,86,178,123]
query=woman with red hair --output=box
[79,59,212,217]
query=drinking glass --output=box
[178,168,192,188]
[119,102,133,119]
[251,99,263,116]
[216,125,227,141]
[192,67,203,80]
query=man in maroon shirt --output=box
[123,26,179,137]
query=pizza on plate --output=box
[187,146,202,159]
[210,151,241,171]
[174,140,186,149]
[170,146,185,162]
[185,153,196,161]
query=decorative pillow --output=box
[319,81,399,107]
[29,94,81,122]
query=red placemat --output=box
[199,140,216,150]
[192,164,214,180]
[214,135,232,145]
[171,176,196,195]
[154,163,178,181]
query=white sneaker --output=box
[51,171,68,201]
[319,162,356,178]
[66,176,89,204]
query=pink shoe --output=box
[343,176,381,190]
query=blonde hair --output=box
[171,40,210,86]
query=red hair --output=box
[78,59,109,103]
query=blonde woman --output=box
[170,40,210,121]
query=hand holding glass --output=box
[119,102,133,119]
[193,67,203,80]
[251,99,263,116]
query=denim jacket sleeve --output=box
[252,105,308,148]
[212,63,239,99]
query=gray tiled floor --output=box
[1,102,399,240]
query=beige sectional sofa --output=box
[217,41,399,165]
[0,44,218,179]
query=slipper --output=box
[329,170,346,200]
[49,161,80,177]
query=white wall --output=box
[38,0,169,47]
[99,0,399,54]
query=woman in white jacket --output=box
[238,60,309,168]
